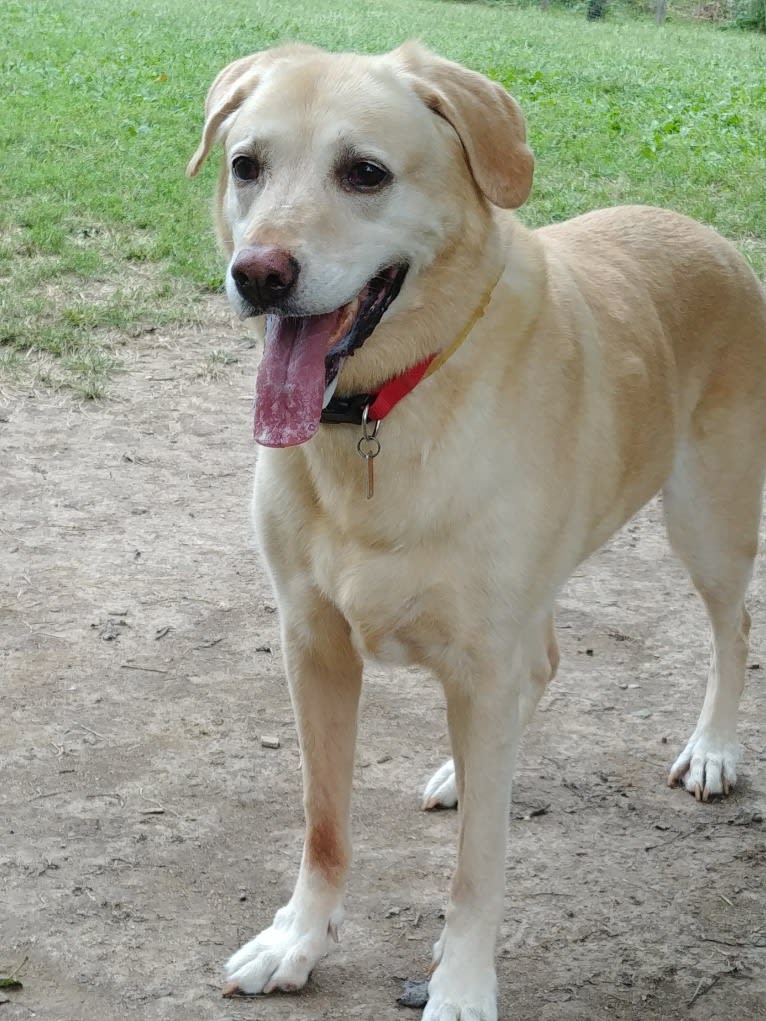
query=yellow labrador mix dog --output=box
[188,42,766,1020]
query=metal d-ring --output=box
[356,404,381,459]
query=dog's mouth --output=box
[254,264,408,447]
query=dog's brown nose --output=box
[230,245,300,310]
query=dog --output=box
[188,42,766,1020]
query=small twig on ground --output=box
[688,974,720,1007]
[687,962,753,1007]
[0,955,29,991]
[71,723,107,741]
[526,890,571,898]
[193,636,224,650]
[85,792,125,807]
[573,926,627,944]
[23,627,70,642]
[138,788,179,817]
[699,934,749,948]
[120,662,169,674]
[644,822,707,851]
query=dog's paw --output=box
[224,903,338,996]
[423,759,458,810]
[423,964,497,1021]
[668,730,740,801]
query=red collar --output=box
[320,354,434,425]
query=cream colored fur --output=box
[189,42,766,1021]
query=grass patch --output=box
[1,0,764,392]
[196,348,242,381]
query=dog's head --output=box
[188,42,534,447]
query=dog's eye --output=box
[232,155,261,183]
[344,160,390,192]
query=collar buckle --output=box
[320,391,374,426]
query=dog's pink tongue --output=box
[254,312,341,447]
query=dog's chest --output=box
[309,526,467,668]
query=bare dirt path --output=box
[2,313,765,1021]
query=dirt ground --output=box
[2,306,765,1021]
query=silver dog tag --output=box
[356,406,381,501]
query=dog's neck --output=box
[321,267,502,427]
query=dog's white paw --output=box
[668,730,739,801]
[423,963,497,1021]
[224,902,338,995]
[423,759,458,810]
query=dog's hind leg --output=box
[225,593,362,994]
[422,613,559,809]
[663,409,766,801]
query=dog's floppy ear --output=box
[186,53,263,178]
[392,42,534,209]
[186,45,319,178]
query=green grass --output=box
[1,0,764,393]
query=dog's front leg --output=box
[225,595,362,996]
[425,656,524,1021]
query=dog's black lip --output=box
[237,264,408,340]
[323,263,409,386]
